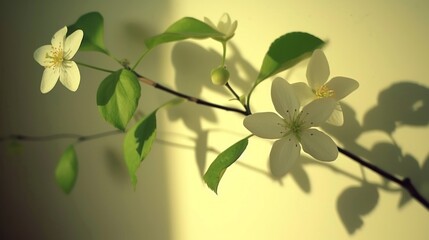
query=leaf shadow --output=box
[322,81,429,234]
[337,183,379,234]
[103,148,130,184]
[166,42,220,178]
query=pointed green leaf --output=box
[55,145,78,194]
[204,136,250,194]
[123,98,184,188]
[145,17,224,49]
[97,69,141,131]
[256,32,324,84]
[124,111,157,188]
[68,11,109,54]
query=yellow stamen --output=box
[315,85,334,98]
[45,43,64,69]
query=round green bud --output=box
[210,66,230,86]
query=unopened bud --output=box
[210,66,230,86]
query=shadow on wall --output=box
[270,81,429,234]
[163,41,429,236]
[166,41,256,178]
[322,82,429,234]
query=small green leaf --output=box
[68,11,109,54]
[204,136,250,194]
[55,145,78,194]
[145,17,224,49]
[256,32,324,84]
[97,69,141,131]
[123,98,184,188]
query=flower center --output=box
[46,45,64,69]
[282,109,305,139]
[289,119,303,136]
[315,85,334,98]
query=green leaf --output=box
[145,17,224,49]
[124,111,157,188]
[256,32,324,84]
[203,136,250,194]
[97,69,141,131]
[55,145,78,194]
[123,98,184,188]
[68,11,109,54]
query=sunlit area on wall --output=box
[1,1,428,240]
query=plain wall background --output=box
[1,0,428,239]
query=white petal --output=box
[59,61,80,92]
[271,77,300,119]
[33,45,52,67]
[204,17,217,29]
[300,98,336,128]
[64,29,83,59]
[326,103,344,126]
[269,137,301,177]
[243,112,285,139]
[306,49,329,90]
[326,76,359,101]
[40,67,60,94]
[300,129,338,161]
[227,20,238,38]
[292,82,316,106]
[51,26,67,49]
[217,13,232,34]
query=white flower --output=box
[204,13,237,41]
[293,49,359,125]
[244,77,338,174]
[34,26,83,93]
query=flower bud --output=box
[210,66,230,86]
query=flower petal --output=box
[227,20,238,38]
[269,137,301,178]
[204,17,217,29]
[306,49,329,90]
[33,45,52,67]
[243,112,285,139]
[326,102,344,126]
[40,67,60,94]
[59,61,80,92]
[64,29,83,59]
[326,76,359,101]
[300,129,338,161]
[292,82,316,106]
[271,77,300,119]
[300,97,336,128]
[51,26,67,49]
[217,13,232,34]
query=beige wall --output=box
[1,0,428,239]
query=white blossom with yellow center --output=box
[34,26,83,93]
[293,49,359,125]
[244,77,339,174]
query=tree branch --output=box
[338,146,429,210]
[132,71,248,115]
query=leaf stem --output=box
[132,49,151,70]
[225,82,241,101]
[76,62,114,73]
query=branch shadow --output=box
[322,81,429,234]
